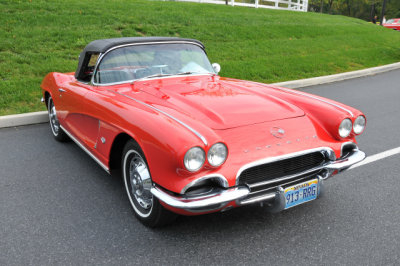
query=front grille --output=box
[238,151,326,186]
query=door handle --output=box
[58,88,66,93]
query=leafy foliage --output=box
[309,0,400,21]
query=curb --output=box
[272,62,400,89]
[1,62,400,129]
[0,111,48,128]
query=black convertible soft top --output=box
[75,37,205,80]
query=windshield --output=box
[386,19,395,24]
[94,43,215,84]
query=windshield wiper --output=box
[176,71,196,75]
[176,71,214,76]
[142,73,174,79]
[132,71,211,84]
[132,73,173,84]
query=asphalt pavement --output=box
[1,69,400,265]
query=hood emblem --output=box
[270,127,285,138]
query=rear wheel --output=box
[47,96,69,142]
[122,140,177,227]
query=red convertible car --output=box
[383,18,400,30]
[41,37,366,227]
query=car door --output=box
[56,80,101,150]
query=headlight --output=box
[207,143,228,167]
[339,118,352,138]
[184,147,205,172]
[353,115,366,134]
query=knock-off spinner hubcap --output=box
[129,154,153,210]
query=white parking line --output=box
[349,147,400,170]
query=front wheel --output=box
[47,96,69,142]
[122,140,177,227]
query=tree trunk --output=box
[328,0,333,14]
[346,0,351,16]
[380,0,387,25]
[370,1,375,22]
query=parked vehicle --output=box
[383,18,400,30]
[41,37,366,227]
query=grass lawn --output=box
[1,0,400,115]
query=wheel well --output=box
[44,91,50,109]
[109,133,134,171]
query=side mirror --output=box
[212,63,221,74]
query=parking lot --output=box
[1,70,400,265]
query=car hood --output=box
[127,75,305,130]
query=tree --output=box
[308,0,400,22]
[386,0,400,18]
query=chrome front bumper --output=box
[325,148,366,171]
[151,186,250,212]
[151,148,366,212]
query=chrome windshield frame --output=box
[90,41,214,87]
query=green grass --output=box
[1,0,400,115]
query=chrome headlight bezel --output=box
[184,147,206,172]
[339,118,352,138]
[207,143,228,167]
[353,115,366,135]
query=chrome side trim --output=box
[235,147,335,185]
[113,91,208,146]
[151,185,249,210]
[253,82,354,117]
[91,41,207,86]
[60,125,110,174]
[94,120,101,149]
[180,174,229,194]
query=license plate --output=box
[284,179,318,209]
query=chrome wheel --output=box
[121,140,177,226]
[123,149,153,217]
[48,98,60,136]
[47,95,68,142]
[129,151,153,209]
